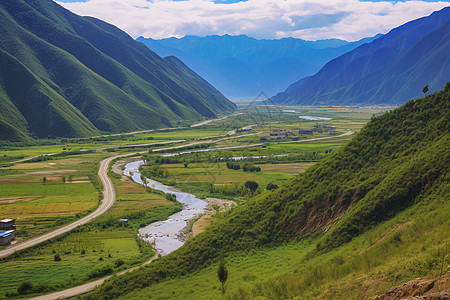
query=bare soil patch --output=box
[0,196,42,204]
[25,169,77,175]
[361,222,412,254]
[192,215,213,236]
[369,273,450,300]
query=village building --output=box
[0,219,15,230]
[298,129,314,135]
[0,230,15,246]
[0,219,15,246]
[313,124,336,132]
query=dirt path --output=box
[280,130,354,144]
[28,254,159,300]
[0,153,131,259]
[190,113,245,127]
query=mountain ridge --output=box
[138,34,380,98]
[271,7,450,106]
[0,0,235,141]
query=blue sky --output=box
[55,0,450,41]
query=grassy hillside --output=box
[84,86,449,299]
[0,0,235,141]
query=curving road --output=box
[0,155,117,260]
[3,129,357,298]
[28,254,159,300]
[0,130,355,260]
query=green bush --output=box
[17,281,33,295]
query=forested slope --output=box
[87,85,449,299]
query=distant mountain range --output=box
[137,35,380,99]
[0,0,235,141]
[272,7,450,106]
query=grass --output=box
[145,161,305,200]
[0,159,179,299]
[116,183,449,300]
[0,128,229,164]
[0,106,384,298]
[0,152,108,239]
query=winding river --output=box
[123,160,207,256]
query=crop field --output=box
[0,107,387,298]
[0,128,230,165]
[144,161,313,200]
[0,159,179,298]
[0,153,108,239]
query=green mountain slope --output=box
[87,85,449,299]
[0,0,235,141]
[272,7,450,106]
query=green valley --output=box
[0,1,449,299]
[83,85,450,300]
[0,104,389,299]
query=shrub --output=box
[17,281,33,295]
[54,254,61,261]
[266,182,279,190]
[115,259,125,268]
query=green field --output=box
[0,153,109,239]
[0,107,386,298]
[0,158,179,298]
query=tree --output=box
[54,254,61,261]
[61,175,66,183]
[17,281,33,295]
[245,181,258,193]
[140,174,147,187]
[184,162,189,168]
[217,258,228,295]
[422,84,429,94]
[266,182,278,190]
[42,176,47,184]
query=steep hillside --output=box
[0,0,235,141]
[272,7,450,106]
[86,85,449,299]
[138,34,379,98]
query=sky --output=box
[55,0,450,41]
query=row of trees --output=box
[226,162,261,172]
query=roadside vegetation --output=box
[84,86,449,299]
[0,156,180,298]
[0,106,388,298]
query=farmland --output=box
[0,106,388,298]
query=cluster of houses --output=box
[261,124,337,142]
[313,124,337,134]
[0,219,15,246]
[236,127,253,133]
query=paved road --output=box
[0,155,117,260]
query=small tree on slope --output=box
[217,257,228,295]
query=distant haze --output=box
[138,34,379,99]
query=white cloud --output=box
[56,0,450,41]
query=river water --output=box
[123,160,207,255]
